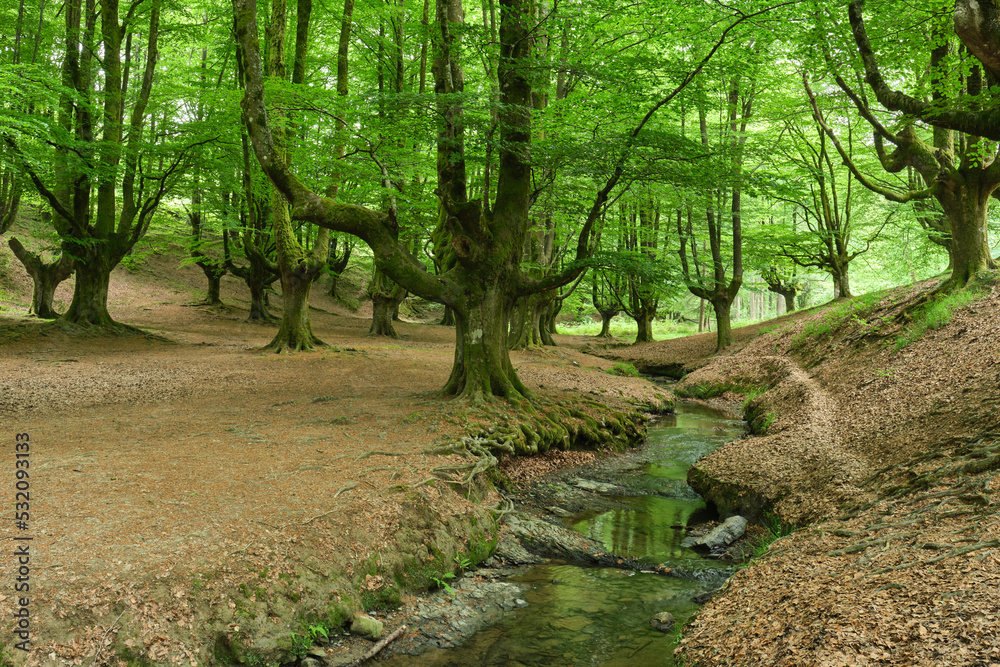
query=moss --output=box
[360,585,402,611]
[894,286,985,351]
[608,361,640,377]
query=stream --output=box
[383,402,745,667]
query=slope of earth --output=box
[0,244,672,666]
[617,279,1000,666]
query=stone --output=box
[548,506,573,518]
[692,515,747,551]
[570,477,623,494]
[349,614,383,641]
[649,611,675,633]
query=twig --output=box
[349,625,407,667]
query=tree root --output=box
[825,532,919,557]
[868,539,1000,575]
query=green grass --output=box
[894,287,984,351]
[747,512,794,562]
[607,361,640,377]
[557,318,697,340]
[675,380,763,400]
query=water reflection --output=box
[383,403,743,666]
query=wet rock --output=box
[505,511,641,568]
[548,506,573,517]
[570,477,625,494]
[649,611,675,632]
[691,515,747,551]
[494,530,543,565]
[691,589,719,604]
[349,614,383,641]
[301,658,324,667]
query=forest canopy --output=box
[1,0,998,394]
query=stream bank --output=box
[312,402,748,666]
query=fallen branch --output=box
[349,624,407,666]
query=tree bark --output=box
[633,304,655,343]
[712,297,732,349]
[62,251,113,326]
[369,269,406,337]
[7,238,74,319]
[597,308,617,337]
[265,189,325,351]
[442,281,529,401]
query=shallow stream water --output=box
[385,403,744,667]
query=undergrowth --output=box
[675,380,762,400]
[747,512,794,561]
[608,361,640,377]
[894,287,984,351]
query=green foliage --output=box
[429,570,456,595]
[894,288,984,352]
[747,512,794,562]
[608,361,640,377]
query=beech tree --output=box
[5,0,202,329]
[809,0,1000,289]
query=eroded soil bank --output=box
[0,250,673,666]
[622,280,1000,666]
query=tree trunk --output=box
[267,270,321,351]
[368,268,406,337]
[198,264,224,305]
[634,306,654,343]
[370,293,397,336]
[783,291,795,313]
[439,305,456,325]
[597,308,617,337]
[62,253,114,326]
[713,297,731,351]
[833,269,851,299]
[7,238,74,319]
[944,189,994,286]
[264,195,324,351]
[442,283,528,401]
[248,278,277,322]
[507,296,531,349]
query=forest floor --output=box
[656,279,1000,666]
[4,240,999,666]
[0,246,671,667]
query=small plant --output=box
[747,512,794,562]
[429,570,456,595]
[453,554,472,571]
[608,361,640,377]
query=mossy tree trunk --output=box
[597,308,618,337]
[7,237,74,319]
[260,0,330,352]
[369,268,407,337]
